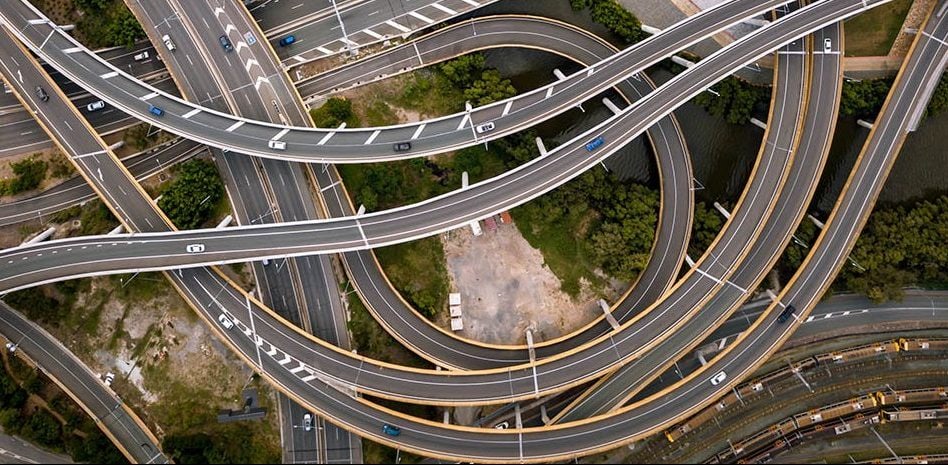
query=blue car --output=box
[382,424,401,436]
[279,35,296,47]
[585,135,605,151]
[148,105,164,117]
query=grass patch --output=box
[147,363,281,464]
[844,0,912,56]
[374,239,449,319]
[511,203,602,297]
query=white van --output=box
[268,140,286,150]
[162,34,176,52]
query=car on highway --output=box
[133,50,149,61]
[393,142,412,152]
[475,121,495,134]
[777,304,797,323]
[268,139,286,150]
[218,313,234,330]
[162,34,176,52]
[34,86,48,102]
[185,243,205,253]
[824,38,832,53]
[103,372,115,386]
[219,35,234,52]
[303,413,313,431]
[382,424,401,436]
[4,342,16,353]
[279,35,296,47]
[710,371,727,386]
[585,135,605,151]
[494,421,509,429]
[86,100,106,112]
[148,104,164,117]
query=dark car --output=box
[382,424,401,436]
[279,35,296,47]
[34,86,49,102]
[219,34,234,52]
[393,142,411,152]
[777,304,797,324]
[585,135,605,151]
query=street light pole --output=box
[330,0,352,55]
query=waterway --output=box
[470,0,948,209]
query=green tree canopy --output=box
[158,159,225,229]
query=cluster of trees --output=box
[926,73,948,117]
[439,53,517,107]
[0,360,125,463]
[309,97,360,128]
[839,74,948,120]
[75,0,145,49]
[840,78,892,118]
[778,195,948,303]
[0,156,47,196]
[158,159,225,229]
[689,201,726,258]
[693,77,769,124]
[837,195,948,302]
[570,0,649,44]
[515,168,659,282]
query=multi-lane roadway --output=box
[0,0,943,461]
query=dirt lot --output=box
[33,275,279,452]
[441,219,602,345]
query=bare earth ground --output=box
[42,276,279,443]
[441,220,603,345]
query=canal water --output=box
[468,0,947,209]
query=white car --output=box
[87,100,106,112]
[494,421,509,429]
[103,372,115,386]
[268,140,286,150]
[4,342,16,353]
[218,313,234,330]
[162,34,176,52]
[133,50,149,61]
[710,371,727,386]
[824,38,832,53]
[475,121,496,134]
[303,413,313,431]
[186,243,205,253]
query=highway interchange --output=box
[0,0,945,462]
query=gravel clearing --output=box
[441,219,602,345]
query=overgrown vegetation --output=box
[0,353,126,463]
[512,169,659,296]
[779,195,948,302]
[925,73,948,117]
[840,73,948,120]
[570,0,649,44]
[840,195,948,301]
[157,159,225,229]
[840,78,893,118]
[375,239,450,319]
[689,201,726,258]
[73,0,144,48]
[345,286,429,367]
[0,156,47,196]
[310,97,361,128]
[693,77,770,125]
